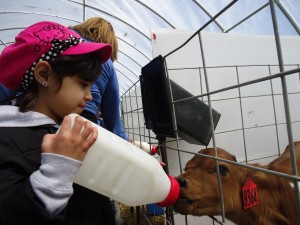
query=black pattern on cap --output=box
[21,35,83,90]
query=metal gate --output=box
[120,1,300,224]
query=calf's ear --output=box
[233,155,237,162]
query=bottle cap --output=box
[151,146,157,155]
[156,175,180,206]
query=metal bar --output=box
[269,1,300,222]
[235,66,248,163]
[275,0,300,35]
[135,0,175,29]
[163,0,238,58]
[191,0,225,32]
[198,31,226,223]
[166,146,300,182]
[225,3,269,33]
[171,68,300,103]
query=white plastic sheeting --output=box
[0,0,299,95]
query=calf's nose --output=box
[176,177,187,188]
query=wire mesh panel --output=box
[120,1,300,225]
[121,63,300,225]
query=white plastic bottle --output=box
[63,114,179,207]
[133,141,157,155]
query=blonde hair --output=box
[70,17,118,62]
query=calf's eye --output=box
[218,165,229,176]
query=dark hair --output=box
[15,52,102,112]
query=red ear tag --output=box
[242,176,258,209]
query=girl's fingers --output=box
[58,115,72,134]
[80,120,94,139]
[84,126,98,150]
[87,126,98,146]
[72,115,85,134]
[48,115,98,160]
[70,116,98,151]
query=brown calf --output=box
[174,142,300,225]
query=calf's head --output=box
[174,147,240,216]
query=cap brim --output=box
[62,42,112,63]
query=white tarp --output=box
[0,0,299,95]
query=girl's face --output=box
[36,76,93,123]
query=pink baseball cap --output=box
[0,21,112,90]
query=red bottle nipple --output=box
[157,175,180,206]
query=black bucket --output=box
[140,55,221,146]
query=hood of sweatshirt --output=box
[0,105,58,127]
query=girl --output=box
[0,21,116,224]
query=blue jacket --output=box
[0,84,13,104]
[85,59,129,141]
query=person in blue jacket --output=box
[70,17,129,141]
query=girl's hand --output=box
[41,115,98,161]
